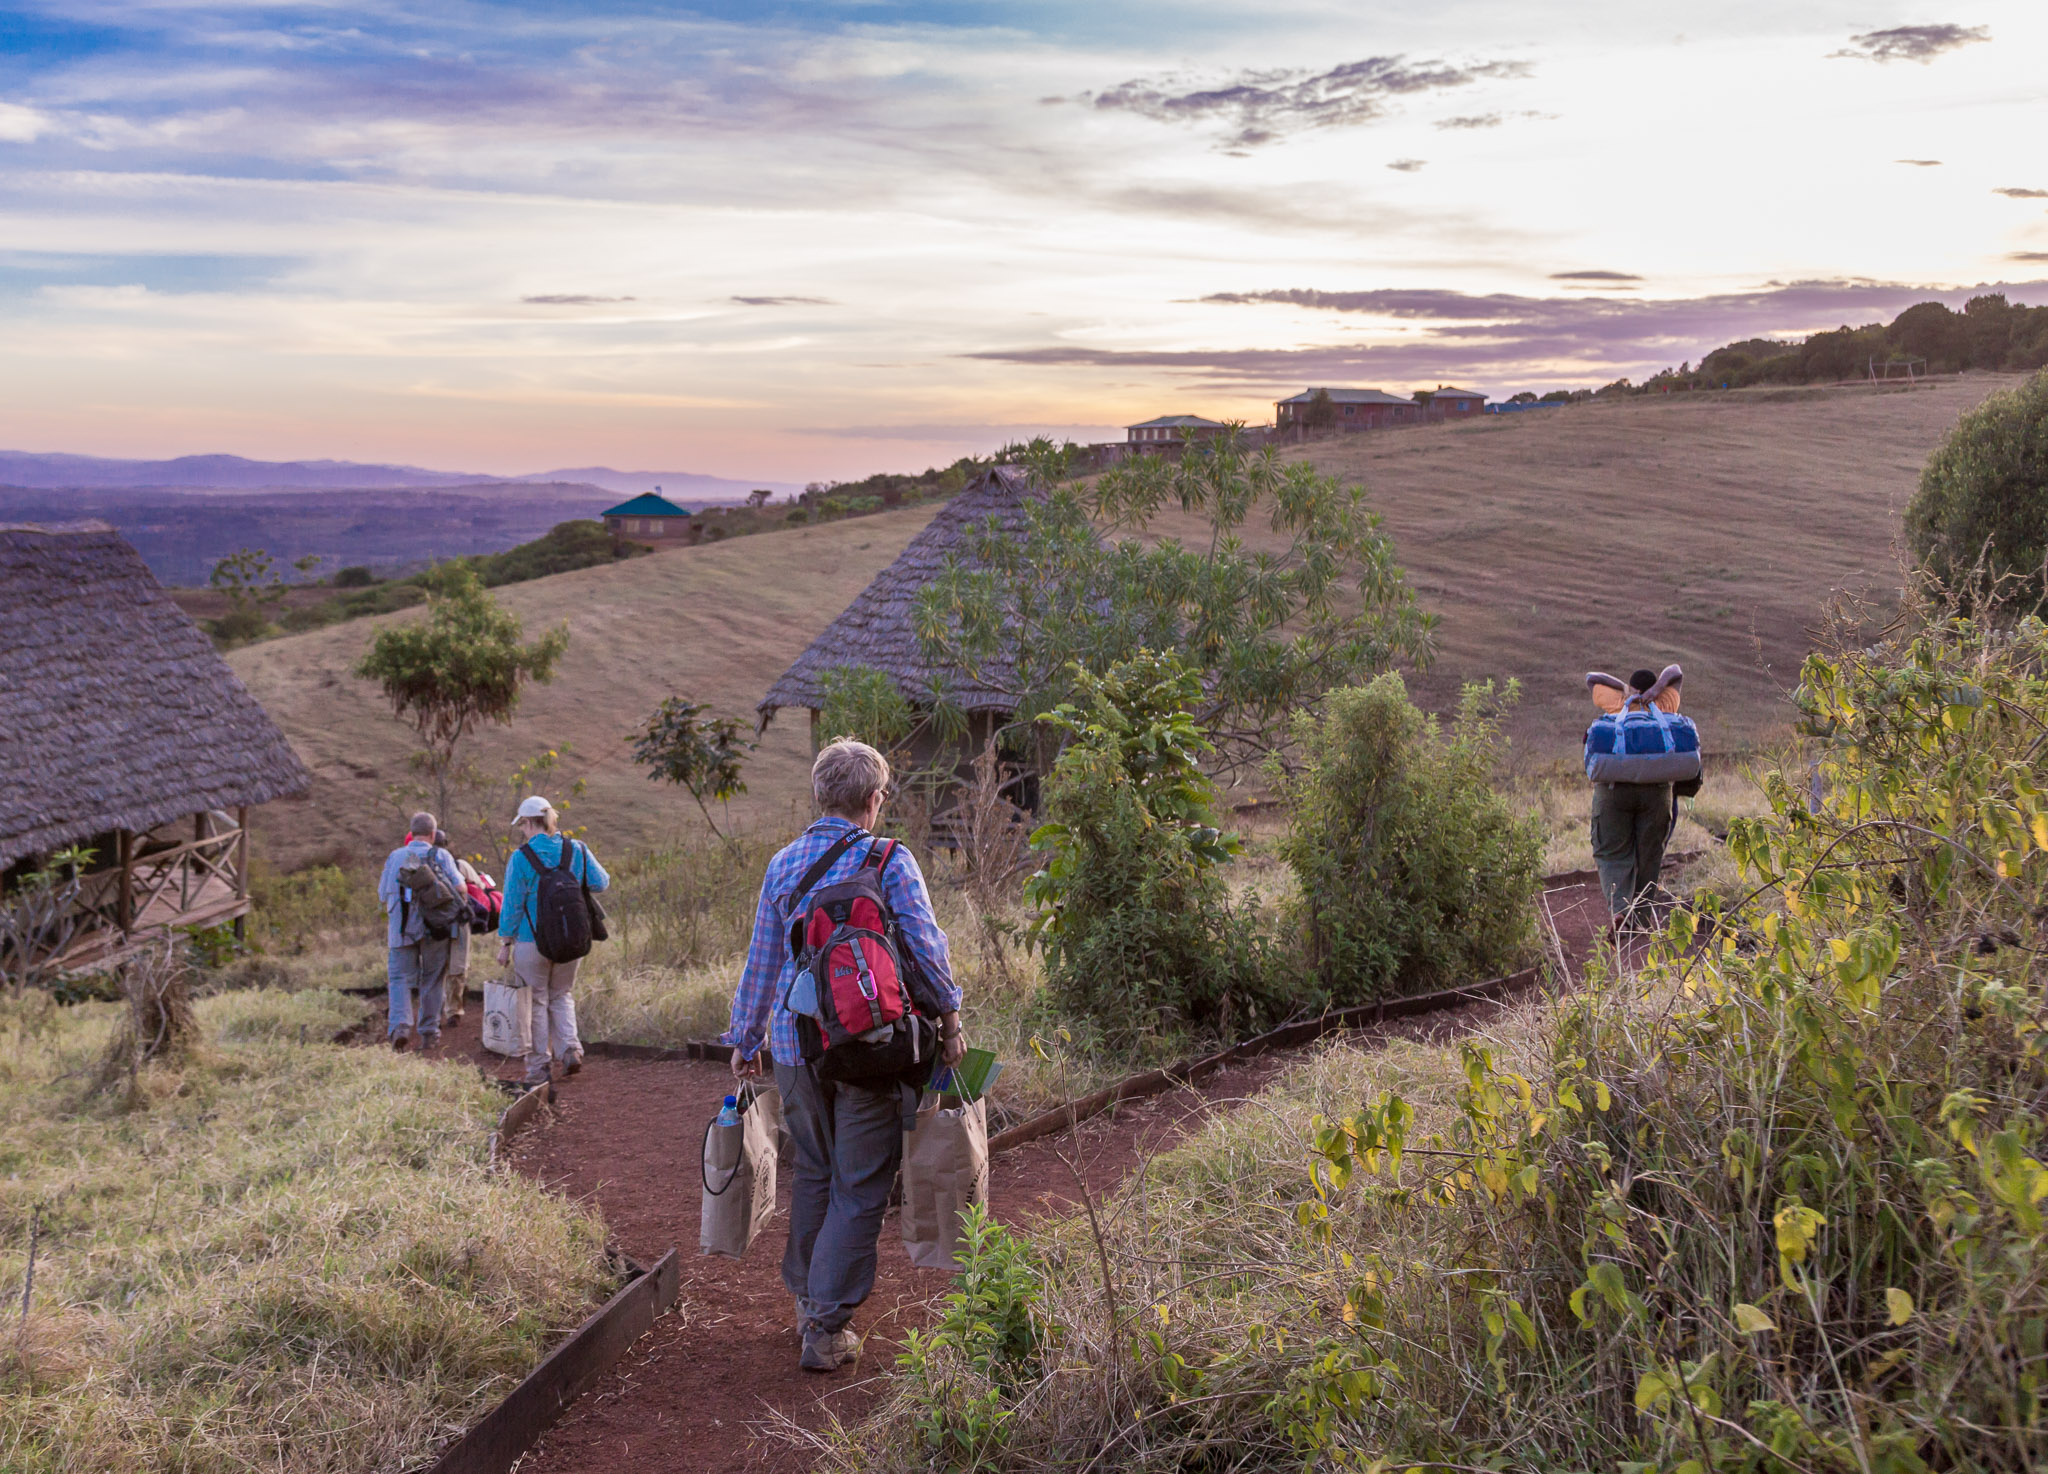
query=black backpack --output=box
[520,839,603,964]
[782,829,941,1089]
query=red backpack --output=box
[783,830,939,1087]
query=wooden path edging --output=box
[985,965,1544,1156]
[425,1249,682,1474]
[489,1080,550,1168]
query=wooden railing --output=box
[58,809,250,970]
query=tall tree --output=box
[915,431,1435,777]
[355,565,569,819]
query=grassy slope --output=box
[235,378,2005,871]
[232,508,943,872]
[1287,377,2010,763]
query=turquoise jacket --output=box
[498,834,610,944]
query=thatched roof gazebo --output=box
[1,522,311,973]
[759,464,1042,735]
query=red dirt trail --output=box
[390,874,1622,1472]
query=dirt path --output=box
[382,875,1620,1471]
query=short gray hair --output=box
[410,811,436,838]
[812,738,890,817]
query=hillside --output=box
[234,375,2009,871]
[1286,375,2012,763]
[232,510,945,871]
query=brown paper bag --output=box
[901,1095,989,1269]
[700,1086,778,1258]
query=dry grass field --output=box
[234,375,2009,871]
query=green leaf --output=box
[1733,1303,1777,1334]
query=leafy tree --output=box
[1904,367,2048,606]
[354,564,569,820]
[746,488,773,507]
[334,565,378,588]
[206,548,320,646]
[1275,674,1542,1002]
[916,431,1434,777]
[1,844,95,995]
[818,664,919,753]
[631,698,755,841]
[1023,652,1282,1045]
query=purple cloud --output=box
[1090,55,1530,150]
[1831,24,1990,64]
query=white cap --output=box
[512,795,552,822]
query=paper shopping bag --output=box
[901,1095,989,1269]
[700,1085,779,1258]
[481,977,531,1058]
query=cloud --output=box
[1896,159,1943,167]
[0,102,53,142]
[1387,158,1426,172]
[1089,55,1530,150]
[1552,270,1642,282]
[1435,113,1501,130]
[1831,24,1991,64]
[523,294,636,305]
[2012,253,2048,263]
[1995,187,2048,199]
[731,295,835,307]
[972,279,2048,389]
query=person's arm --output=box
[376,851,400,914]
[434,848,464,895]
[726,872,786,1077]
[577,843,610,893]
[882,848,966,1064]
[497,851,527,951]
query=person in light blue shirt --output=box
[377,812,466,1051]
[496,795,610,1085]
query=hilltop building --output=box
[601,491,693,545]
[1274,387,1420,429]
[1421,386,1488,416]
[0,522,311,975]
[1125,414,1226,444]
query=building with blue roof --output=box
[601,491,693,545]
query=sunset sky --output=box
[1,1,2044,482]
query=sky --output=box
[0,2,2044,483]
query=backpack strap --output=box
[517,841,549,936]
[786,828,865,913]
[862,838,898,874]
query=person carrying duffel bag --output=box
[1583,664,1702,934]
[725,738,965,1375]
[496,796,609,1086]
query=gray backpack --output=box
[397,850,468,941]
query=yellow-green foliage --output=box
[841,611,2048,1473]
[0,988,609,1473]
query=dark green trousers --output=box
[1590,781,1672,919]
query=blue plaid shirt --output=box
[727,818,959,1066]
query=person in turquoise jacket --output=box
[496,795,609,1085]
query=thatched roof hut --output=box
[0,522,310,968]
[759,464,1043,729]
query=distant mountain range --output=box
[0,449,799,499]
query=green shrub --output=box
[248,863,382,954]
[818,665,916,751]
[1905,366,2048,604]
[1276,674,1542,1002]
[333,565,378,588]
[1024,652,1284,1046]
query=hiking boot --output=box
[418,1032,440,1052]
[563,1049,584,1077]
[391,1026,417,1052]
[800,1327,861,1373]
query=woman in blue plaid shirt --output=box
[727,738,965,1373]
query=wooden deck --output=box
[54,813,249,972]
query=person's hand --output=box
[941,1026,967,1069]
[497,942,513,967]
[731,1048,762,1080]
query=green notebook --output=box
[935,1047,1001,1104]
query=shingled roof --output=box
[759,465,1043,725]
[0,522,311,868]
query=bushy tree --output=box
[817,664,919,753]
[1276,674,1543,1003]
[1023,652,1283,1046]
[354,565,569,819]
[1905,367,2048,605]
[630,698,754,841]
[917,432,1433,777]
[206,547,319,646]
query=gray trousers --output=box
[1591,781,1673,918]
[774,1060,904,1335]
[386,938,449,1039]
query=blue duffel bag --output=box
[1584,703,1702,785]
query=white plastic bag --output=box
[481,977,530,1058]
[902,1095,989,1269]
[700,1085,779,1258]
